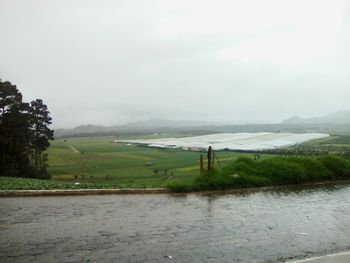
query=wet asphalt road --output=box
[1,184,350,263]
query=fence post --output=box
[200,154,204,175]
[207,146,212,171]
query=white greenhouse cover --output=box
[115,132,329,151]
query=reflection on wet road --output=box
[1,184,350,262]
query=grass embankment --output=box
[168,155,350,192]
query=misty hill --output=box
[283,111,350,125]
[123,119,223,128]
[54,119,222,137]
[54,112,350,138]
[55,125,115,137]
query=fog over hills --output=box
[282,111,350,124]
[122,119,224,128]
[54,111,350,137]
[54,120,223,137]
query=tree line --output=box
[0,79,54,179]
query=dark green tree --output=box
[28,99,54,178]
[0,79,54,179]
[0,80,29,176]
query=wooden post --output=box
[200,154,204,175]
[207,146,212,171]
[212,151,215,168]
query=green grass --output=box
[294,135,350,153]
[3,135,350,191]
[168,155,350,192]
[45,136,262,188]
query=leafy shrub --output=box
[220,156,256,176]
[255,158,305,184]
[319,155,350,178]
[168,155,350,192]
[287,157,332,181]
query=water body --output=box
[1,184,350,263]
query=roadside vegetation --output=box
[0,176,162,190]
[2,153,350,192]
[168,155,350,192]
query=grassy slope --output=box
[46,136,263,188]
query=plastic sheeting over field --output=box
[115,132,329,151]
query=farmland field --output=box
[47,136,269,188]
[294,135,350,153]
[1,134,349,190]
[37,134,348,189]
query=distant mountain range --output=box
[120,119,223,128]
[282,111,350,125]
[54,111,350,138]
[54,119,223,137]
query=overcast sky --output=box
[1,0,349,128]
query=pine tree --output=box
[0,80,28,176]
[0,79,54,178]
[28,99,54,178]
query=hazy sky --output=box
[1,0,349,128]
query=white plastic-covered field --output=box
[116,132,329,151]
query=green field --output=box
[1,134,350,191]
[47,135,350,188]
[47,136,266,188]
[292,135,350,153]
